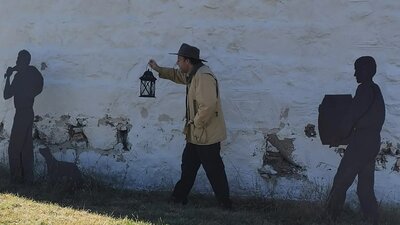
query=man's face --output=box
[177,56,190,73]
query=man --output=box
[4,50,44,184]
[326,56,385,224]
[148,43,232,209]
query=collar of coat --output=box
[187,62,204,84]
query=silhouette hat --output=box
[169,43,207,62]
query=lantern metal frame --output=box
[139,67,157,98]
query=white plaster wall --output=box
[1,0,400,202]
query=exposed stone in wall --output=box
[33,114,70,145]
[0,122,6,140]
[279,107,289,129]
[380,141,399,156]
[30,113,134,175]
[67,116,89,149]
[98,115,132,151]
[258,107,304,180]
[31,114,134,181]
[40,62,48,71]
[304,124,316,138]
[33,114,132,152]
[376,152,388,170]
[394,158,400,172]
[267,133,297,166]
[378,141,400,172]
[258,133,304,179]
[334,147,346,157]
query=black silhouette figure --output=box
[39,147,83,189]
[4,50,44,184]
[326,56,385,225]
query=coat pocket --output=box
[193,125,207,144]
[193,100,198,116]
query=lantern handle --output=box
[145,64,153,72]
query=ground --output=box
[0,168,398,225]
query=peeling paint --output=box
[158,114,173,122]
[97,115,132,151]
[259,133,304,179]
[304,124,316,138]
[394,158,400,172]
[40,62,48,71]
[377,141,400,171]
[0,122,6,140]
[140,108,148,119]
[68,123,89,149]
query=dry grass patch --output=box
[0,193,148,225]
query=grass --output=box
[0,168,399,225]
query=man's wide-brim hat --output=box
[169,43,207,62]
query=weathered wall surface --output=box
[1,0,400,202]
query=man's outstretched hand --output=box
[148,59,160,72]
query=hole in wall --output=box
[258,133,304,180]
[117,129,129,151]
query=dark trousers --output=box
[327,145,379,222]
[8,108,34,183]
[172,142,231,204]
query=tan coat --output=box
[158,65,227,145]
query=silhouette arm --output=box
[351,84,374,122]
[3,76,14,100]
